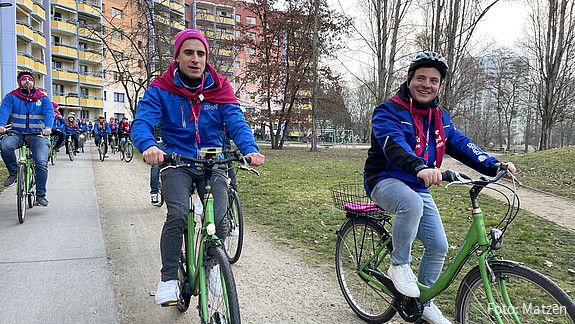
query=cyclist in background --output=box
[364,51,516,324]
[51,102,65,151]
[132,29,265,306]
[93,115,110,157]
[63,114,80,155]
[0,71,53,206]
[109,117,119,150]
[118,116,131,151]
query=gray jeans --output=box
[160,166,229,281]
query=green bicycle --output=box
[96,135,107,162]
[159,148,256,323]
[331,167,575,323]
[13,132,41,224]
[119,134,134,163]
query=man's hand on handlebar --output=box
[42,127,52,136]
[0,126,6,135]
[143,146,165,165]
[417,167,442,187]
[246,152,265,166]
[498,162,517,175]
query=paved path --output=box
[0,148,119,323]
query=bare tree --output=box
[523,0,575,150]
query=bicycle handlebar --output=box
[441,163,516,187]
[161,150,259,176]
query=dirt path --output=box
[90,147,376,323]
[441,156,575,232]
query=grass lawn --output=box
[500,146,575,199]
[237,147,575,315]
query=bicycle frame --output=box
[17,144,33,194]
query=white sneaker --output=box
[155,280,179,305]
[387,264,420,297]
[209,265,223,297]
[151,193,159,205]
[422,301,452,324]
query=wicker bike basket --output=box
[329,183,391,220]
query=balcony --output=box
[53,69,79,82]
[53,95,80,106]
[196,13,215,22]
[52,44,78,58]
[34,60,47,74]
[17,53,36,71]
[216,16,234,25]
[32,1,46,20]
[173,21,185,30]
[79,50,102,62]
[169,0,184,13]
[79,72,103,85]
[80,97,104,108]
[78,27,102,42]
[17,0,34,13]
[51,19,77,34]
[204,29,234,41]
[78,1,100,17]
[216,49,233,58]
[16,21,35,42]
[33,31,46,48]
[52,0,76,10]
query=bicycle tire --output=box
[176,250,191,312]
[335,217,397,323]
[50,152,54,165]
[99,140,105,162]
[17,164,26,224]
[124,142,133,163]
[455,260,575,323]
[204,246,241,323]
[158,189,164,207]
[68,140,75,161]
[225,190,244,264]
[27,166,35,208]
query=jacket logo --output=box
[203,104,218,110]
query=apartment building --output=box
[100,0,185,120]
[0,0,104,120]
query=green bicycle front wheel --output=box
[124,142,133,162]
[455,261,575,323]
[67,139,75,161]
[27,165,35,208]
[16,164,27,224]
[99,140,105,162]
[204,246,240,323]
[335,217,397,323]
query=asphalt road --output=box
[0,149,119,323]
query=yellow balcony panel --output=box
[33,32,46,48]
[78,3,100,16]
[80,75,102,84]
[16,24,35,42]
[52,70,79,82]
[78,28,102,42]
[51,20,77,33]
[79,51,102,62]
[17,55,35,71]
[217,49,233,57]
[32,3,46,20]
[80,98,103,108]
[52,45,78,58]
[35,62,47,75]
[169,1,184,12]
[197,13,215,22]
[174,22,185,30]
[52,0,76,10]
[216,16,234,25]
[217,32,234,41]
[17,0,34,12]
[67,97,80,106]
[53,95,66,104]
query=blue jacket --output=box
[93,122,110,135]
[364,85,499,195]
[132,70,258,158]
[52,117,64,131]
[64,122,79,135]
[0,91,54,132]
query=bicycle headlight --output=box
[490,228,503,250]
[206,223,216,235]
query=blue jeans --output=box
[1,133,50,197]
[371,178,448,286]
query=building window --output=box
[112,29,123,40]
[103,91,107,100]
[114,92,125,102]
[52,35,61,45]
[80,65,88,73]
[81,87,89,98]
[138,60,143,68]
[246,47,255,55]
[246,16,256,24]
[246,107,255,114]
[52,60,62,70]
[248,32,256,40]
[112,7,123,19]
[53,84,64,96]
[137,40,143,48]
[233,61,240,69]
[235,14,241,22]
[113,51,124,60]
[113,71,122,81]
[101,3,105,14]
[79,42,87,51]
[234,30,240,37]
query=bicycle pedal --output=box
[160,301,178,307]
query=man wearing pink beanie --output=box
[132,29,265,307]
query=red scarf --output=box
[150,62,237,143]
[390,95,446,167]
[10,88,46,102]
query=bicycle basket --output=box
[329,183,391,220]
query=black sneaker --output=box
[36,196,49,207]
[3,174,16,187]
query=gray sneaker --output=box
[3,174,16,187]
[36,196,49,207]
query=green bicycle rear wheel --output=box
[203,246,240,323]
[335,217,397,323]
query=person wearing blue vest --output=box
[364,51,516,324]
[132,29,265,306]
[0,71,54,206]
